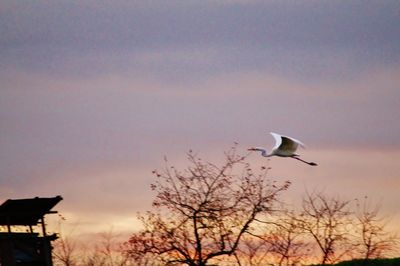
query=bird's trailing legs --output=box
[292,156,318,166]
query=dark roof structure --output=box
[0,195,62,226]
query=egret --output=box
[248,132,317,166]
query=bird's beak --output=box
[248,147,255,151]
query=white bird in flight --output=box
[248,132,317,166]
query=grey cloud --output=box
[1,0,399,82]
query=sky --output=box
[1,0,400,238]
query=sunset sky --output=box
[1,1,400,238]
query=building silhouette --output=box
[0,196,62,266]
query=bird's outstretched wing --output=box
[270,132,305,153]
[271,132,283,150]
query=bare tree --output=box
[235,236,271,266]
[264,211,310,266]
[125,146,290,265]
[355,197,398,261]
[236,210,309,266]
[53,220,132,266]
[84,229,131,266]
[298,191,352,265]
[52,217,79,266]
[53,234,78,266]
